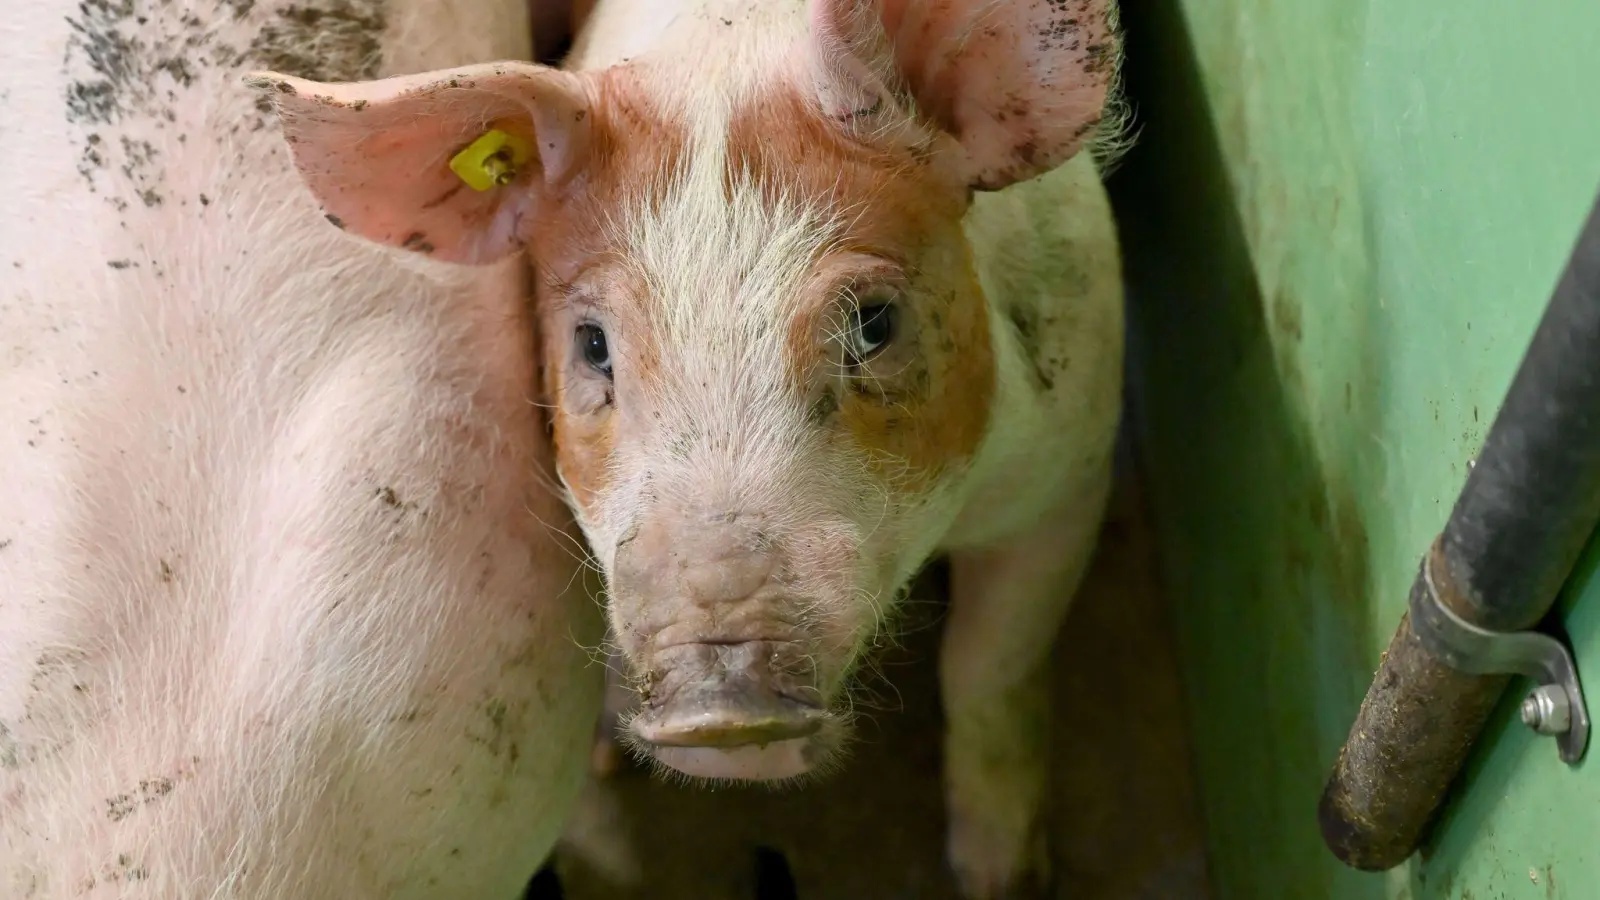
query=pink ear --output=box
[245,63,592,265]
[808,0,1119,191]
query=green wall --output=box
[1105,0,1600,896]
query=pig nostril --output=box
[753,846,798,900]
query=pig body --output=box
[0,2,603,898]
[254,0,1126,895]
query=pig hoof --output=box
[946,806,1052,900]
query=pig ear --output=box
[808,0,1120,191]
[245,63,593,265]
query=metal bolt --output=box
[1521,684,1572,735]
[480,151,518,187]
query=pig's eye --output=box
[845,303,897,365]
[576,322,612,377]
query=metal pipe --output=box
[1319,186,1600,871]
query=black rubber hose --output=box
[1320,184,1600,871]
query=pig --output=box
[0,1,604,898]
[248,0,1127,895]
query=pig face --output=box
[523,80,1002,780]
[252,0,1119,782]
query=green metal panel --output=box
[1107,0,1600,896]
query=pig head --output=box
[250,0,1118,783]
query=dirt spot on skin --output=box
[77,133,109,182]
[104,794,136,821]
[63,0,142,125]
[105,776,175,822]
[91,853,150,886]
[467,695,526,789]
[1007,304,1056,391]
[388,706,427,724]
[247,1,388,83]
[0,722,19,770]
[60,0,387,206]
[485,698,508,739]
[1032,9,1084,55]
[807,389,840,424]
[464,696,512,754]
[119,136,161,203]
[372,482,425,525]
[29,648,88,700]
[401,231,436,254]
[63,0,210,126]
[60,0,225,207]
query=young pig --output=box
[250,0,1126,895]
[1,0,603,897]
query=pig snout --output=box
[614,510,778,611]
[633,641,825,747]
[629,641,828,782]
[611,510,850,781]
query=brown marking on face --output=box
[725,84,995,488]
[528,64,995,513]
[526,65,691,516]
[545,381,615,512]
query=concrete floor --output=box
[534,469,1212,900]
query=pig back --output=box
[0,1,603,897]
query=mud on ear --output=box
[808,0,1121,191]
[245,62,593,265]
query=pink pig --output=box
[1,0,604,897]
[253,0,1127,895]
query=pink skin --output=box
[0,2,605,898]
[251,0,1124,895]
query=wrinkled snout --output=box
[609,500,863,782]
[629,641,833,782]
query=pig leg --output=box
[940,478,1111,899]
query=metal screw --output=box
[1521,684,1572,735]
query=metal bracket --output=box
[1411,552,1590,764]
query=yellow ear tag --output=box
[448,129,533,192]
